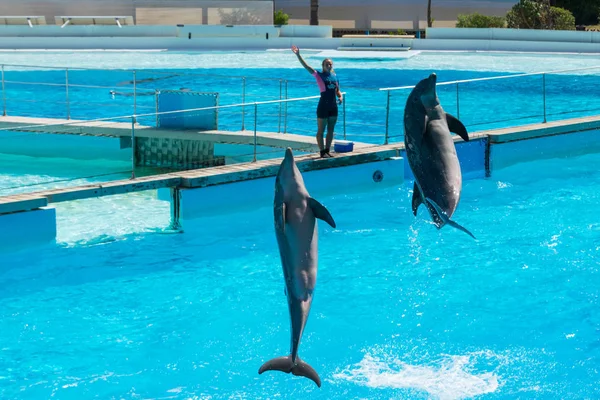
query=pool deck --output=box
[0,143,399,215]
[0,113,599,216]
[484,114,600,143]
[0,115,371,152]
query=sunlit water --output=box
[1,49,600,197]
[0,50,599,143]
[1,151,599,399]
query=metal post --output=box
[456,83,460,120]
[169,187,182,231]
[278,79,282,133]
[343,93,347,140]
[1,65,6,116]
[241,77,246,130]
[253,103,258,162]
[542,73,547,123]
[155,90,159,127]
[65,68,70,120]
[133,70,137,116]
[384,91,390,145]
[284,80,288,134]
[131,116,136,179]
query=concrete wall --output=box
[413,27,600,53]
[0,25,178,37]
[0,29,340,50]
[165,157,404,222]
[0,207,56,252]
[0,0,274,26]
[275,0,517,30]
[489,129,600,172]
[0,24,336,50]
[0,131,130,161]
[0,24,598,53]
[279,24,332,38]
[427,27,600,43]
[412,38,600,53]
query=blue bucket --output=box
[334,140,354,153]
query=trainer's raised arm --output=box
[291,45,315,75]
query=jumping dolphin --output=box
[403,73,475,239]
[258,147,336,388]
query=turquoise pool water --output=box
[0,153,132,196]
[1,50,600,145]
[1,50,599,193]
[1,150,599,399]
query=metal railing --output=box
[0,92,378,188]
[0,62,387,138]
[379,65,600,144]
[1,63,600,147]
[2,63,600,196]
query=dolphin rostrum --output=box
[403,73,475,239]
[258,147,336,388]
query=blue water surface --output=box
[3,59,600,145]
[1,150,599,399]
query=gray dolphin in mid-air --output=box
[403,73,475,239]
[258,147,336,388]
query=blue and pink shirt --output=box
[312,70,339,105]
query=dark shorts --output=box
[316,101,338,119]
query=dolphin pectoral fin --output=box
[411,182,423,216]
[275,202,287,234]
[282,203,286,234]
[258,355,321,388]
[309,198,336,228]
[445,113,469,142]
[425,197,476,240]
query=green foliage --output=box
[274,9,289,26]
[506,0,575,30]
[550,6,576,30]
[456,12,506,28]
[554,0,600,25]
[387,29,407,35]
[506,0,543,29]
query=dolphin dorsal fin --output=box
[308,198,336,228]
[412,181,423,216]
[445,113,469,142]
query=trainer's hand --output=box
[291,45,300,55]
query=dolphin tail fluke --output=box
[425,197,476,240]
[447,219,476,240]
[258,355,322,388]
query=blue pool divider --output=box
[157,90,219,130]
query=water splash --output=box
[333,351,501,400]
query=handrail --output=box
[379,65,600,91]
[0,62,381,91]
[0,92,342,132]
[4,62,600,92]
[2,60,600,147]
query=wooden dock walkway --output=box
[1,112,599,216]
[0,116,370,152]
[0,144,399,215]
